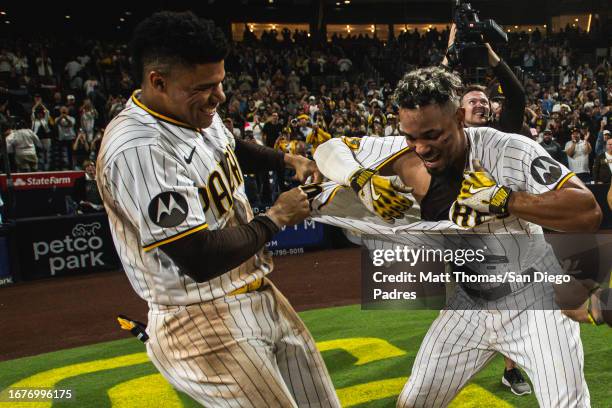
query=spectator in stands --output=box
[72,129,90,170]
[35,50,53,79]
[565,127,593,182]
[223,117,241,139]
[540,128,566,165]
[6,120,41,172]
[384,114,400,136]
[595,123,610,156]
[79,98,98,142]
[65,95,78,118]
[31,102,53,170]
[55,106,76,170]
[592,138,612,184]
[73,160,103,213]
[262,111,282,148]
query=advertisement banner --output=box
[14,213,120,280]
[0,171,84,191]
[0,171,85,218]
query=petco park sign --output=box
[15,214,120,280]
[0,171,84,191]
[33,222,105,275]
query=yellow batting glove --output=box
[449,201,495,228]
[350,168,414,223]
[457,159,512,216]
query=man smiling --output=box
[314,66,602,407]
[96,11,337,408]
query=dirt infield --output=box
[0,248,361,361]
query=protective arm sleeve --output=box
[234,138,285,174]
[494,60,526,134]
[313,138,363,186]
[161,215,279,283]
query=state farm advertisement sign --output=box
[0,171,84,191]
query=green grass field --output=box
[0,305,610,407]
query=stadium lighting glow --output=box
[344,0,350,4]
[65,15,71,19]
[587,14,592,32]
[0,11,6,15]
[119,18,125,22]
[336,2,340,5]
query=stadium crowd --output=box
[0,23,610,207]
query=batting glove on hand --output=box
[449,201,495,228]
[350,168,414,223]
[457,159,512,216]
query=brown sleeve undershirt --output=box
[234,137,285,174]
[160,215,280,283]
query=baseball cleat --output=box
[502,368,532,396]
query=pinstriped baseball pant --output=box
[396,285,590,408]
[146,281,340,408]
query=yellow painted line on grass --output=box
[337,376,406,406]
[108,373,182,408]
[317,337,406,365]
[337,376,514,407]
[0,352,149,407]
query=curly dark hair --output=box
[394,66,463,110]
[130,11,229,85]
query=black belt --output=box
[459,267,536,302]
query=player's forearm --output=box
[161,216,279,283]
[234,138,285,173]
[494,61,526,133]
[508,187,602,232]
[313,138,362,185]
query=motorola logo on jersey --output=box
[148,192,189,228]
[530,156,562,185]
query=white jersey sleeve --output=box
[101,143,208,252]
[501,136,575,195]
[314,136,409,185]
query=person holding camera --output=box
[31,97,53,170]
[443,25,528,137]
[592,138,612,184]
[72,129,90,170]
[565,126,593,183]
[54,106,76,170]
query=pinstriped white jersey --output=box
[97,94,270,306]
[312,128,576,281]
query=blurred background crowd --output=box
[0,16,610,208]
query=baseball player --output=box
[96,12,339,408]
[311,67,602,407]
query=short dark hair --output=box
[394,67,463,110]
[460,84,488,104]
[130,11,229,85]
